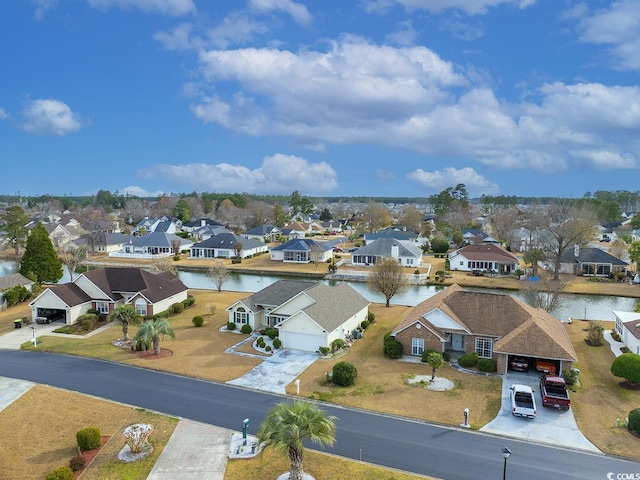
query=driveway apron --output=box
[480,373,599,452]
[227,349,318,394]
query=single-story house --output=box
[226,279,370,352]
[280,221,310,239]
[351,238,423,268]
[270,239,333,263]
[242,224,280,243]
[391,284,577,375]
[110,232,193,258]
[559,245,627,277]
[189,233,269,259]
[182,218,224,234]
[613,310,640,355]
[0,273,35,307]
[29,267,189,325]
[462,228,499,245]
[449,244,519,274]
[134,216,180,235]
[76,232,133,254]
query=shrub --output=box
[319,346,330,355]
[477,358,497,372]
[165,305,175,316]
[80,317,95,331]
[611,352,640,384]
[420,349,437,363]
[183,296,195,307]
[192,315,204,327]
[265,328,278,339]
[360,320,370,330]
[611,329,622,342]
[135,337,151,351]
[46,466,74,480]
[383,332,403,359]
[226,322,236,331]
[257,337,265,348]
[171,302,184,314]
[272,338,282,349]
[367,311,376,323]
[240,324,252,334]
[231,258,242,264]
[331,338,345,352]
[76,426,101,451]
[586,321,605,346]
[69,454,86,472]
[332,361,358,386]
[563,368,580,386]
[458,352,479,368]
[628,408,640,434]
[265,345,272,352]
[87,308,100,316]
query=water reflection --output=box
[1,261,636,321]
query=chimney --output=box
[391,244,399,259]
[574,244,579,257]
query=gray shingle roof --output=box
[560,247,628,266]
[352,238,422,257]
[192,233,265,250]
[242,280,316,312]
[301,282,370,332]
[0,273,33,291]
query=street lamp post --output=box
[501,447,511,480]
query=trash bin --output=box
[13,319,22,329]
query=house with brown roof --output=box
[226,279,370,352]
[390,284,577,375]
[449,244,520,274]
[29,267,188,325]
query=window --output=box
[134,298,147,317]
[475,337,492,358]
[234,307,249,325]
[411,337,424,356]
[95,301,109,315]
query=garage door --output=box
[281,331,323,352]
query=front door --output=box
[451,334,465,351]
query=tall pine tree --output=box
[19,223,63,283]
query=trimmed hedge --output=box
[332,361,358,387]
[240,324,252,334]
[383,332,403,359]
[477,358,497,372]
[458,352,479,368]
[172,302,185,314]
[76,426,101,451]
[46,466,74,480]
[192,315,204,327]
[272,338,282,349]
[227,322,236,331]
[629,408,640,434]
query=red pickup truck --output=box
[539,374,571,410]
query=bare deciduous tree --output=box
[368,257,408,307]
[519,273,569,314]
[208,260,230,292]
[60,246,87,282]
[309,242,325,271]
[489,206,520,246]
[397,205,423,233]
[151,255,178,275]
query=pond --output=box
[1,261,636,321]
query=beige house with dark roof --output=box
[29,267,188,325]
[449,244,520,274]
[391,284,577,375]
[227,280,370,352]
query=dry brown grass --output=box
[20,290,265,383]
[290,303,503,429]
[225,448,434,480]
[0,385,178,480]
[565,320,640,460]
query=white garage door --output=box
[281,331,323,352]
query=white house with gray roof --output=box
[189,233,268,259]
[226,279,370,352]
[351,238,423,268]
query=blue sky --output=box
[2,0,640,199]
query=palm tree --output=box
[110,304,141,341]
[133,318,175,354]
[426,352,444,382]
[257,401,337,480]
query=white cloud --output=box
[86,0,195,16]
[575,0,640,70]
[0,108,9,120]
[386,20,419,46]
[391,0,535,15]
[31,0,56,20]
[137,154,338,194]
[188,35,640,177]
[153,23,197,51]
[248,0,312,25]
[120,185,167,197]
[21,99,84,136]
[205,12,269,49]
[407,167,499,196]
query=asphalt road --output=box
[1,350,638,480]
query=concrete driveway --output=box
[480,373,599,452]
[227,349,318,394]
[0,321,62,349]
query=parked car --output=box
[332,247,343,253]
[510,357,529,372]
[535,359,557,375]
[510,384,537,418]
[540,375,571,410]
